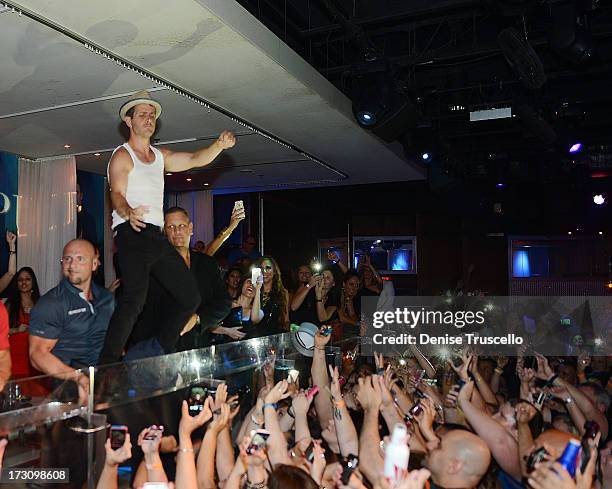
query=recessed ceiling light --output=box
[186,178,192,182]
[203,183,209,186]
[599,231,603,235]
[64,144,71,149]
[166,172,173,176]
[94,153,101,156]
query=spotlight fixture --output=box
[63,144,71,149]
[203,183,209,186]
[569,142,583,154]
[94,153,101,156]
[593,194,605,205]
[496,182,505,188]
[186,178,192,182]
[166,172,173,176]
[599,231,603,235]
[421,152,431,161]
[356,111,376,126]
[568,231,572,235]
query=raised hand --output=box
[355,376,382,412]
[217,130,236,150]
[209,403,231,434]
[448,350,473,381]
[138,427,163,456]
[535,354,554,381]
[515,401,537,425]
[104,434,132,466]
[264,380,291,405]
[5,231,16,249]
[179,397,213,437]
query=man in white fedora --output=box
[99,90,236,364]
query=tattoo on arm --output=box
[333,406,342,421]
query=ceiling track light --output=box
[2,0,347,180]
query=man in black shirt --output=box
[127,207,231,358]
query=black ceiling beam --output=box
[301,0,480,37]
[318,22,612,76]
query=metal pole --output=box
[258,194,264,256]
[87,366,95,489]
[347,221,352,268]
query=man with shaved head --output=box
[424,429,492,489]
[30,239,114,390]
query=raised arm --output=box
[97,436,132,489]
[536,354,608,438]
[205,207,245,256]
[311,330,333,427]
[329,365,359,457]
[0,232,17,295]
[197,404,230,489]
[176,398,213,489]
[355,376,385,485]
[457,380,522,480]
[263,380,292,467]
[291,278,315,311]
[162,131,235,172]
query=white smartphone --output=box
[251,267,261,284]
[233,200,244,213]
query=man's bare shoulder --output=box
[109,146,134,171]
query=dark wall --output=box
[258,179,611,295]
[260,182,508,294]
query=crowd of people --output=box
[85,333,612,489]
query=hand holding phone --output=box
[247,429,270,454]
[306,385,320,401]
[187,387,208,417]
[233,200,244,213]
[110,425,128,449]
[340,454,359,485]
[251,267,262,286]
[319,325,332,337]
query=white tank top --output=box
[108,143,165,229]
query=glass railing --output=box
[0,333,360,488]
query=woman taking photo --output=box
[210,275,262,344]
[252,256,288,335]
[314,268,339,325]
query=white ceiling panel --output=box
[0,0,424,192]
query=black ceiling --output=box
[234,0,612,191]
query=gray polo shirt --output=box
[30,278,114,367]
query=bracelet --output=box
[494,368,503,375]
[263,402,277,411]
[9,250,15,254]
[251,414,264,425]
[546,374,558,387]
[146,463,163,470]
[316,299,323,302]
[333,398,345,409]
[314,346,326,350]
[245,480,266,489]
[178,447,195,453]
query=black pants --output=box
[98,223,200,364]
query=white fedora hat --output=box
[119,90,162,120]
